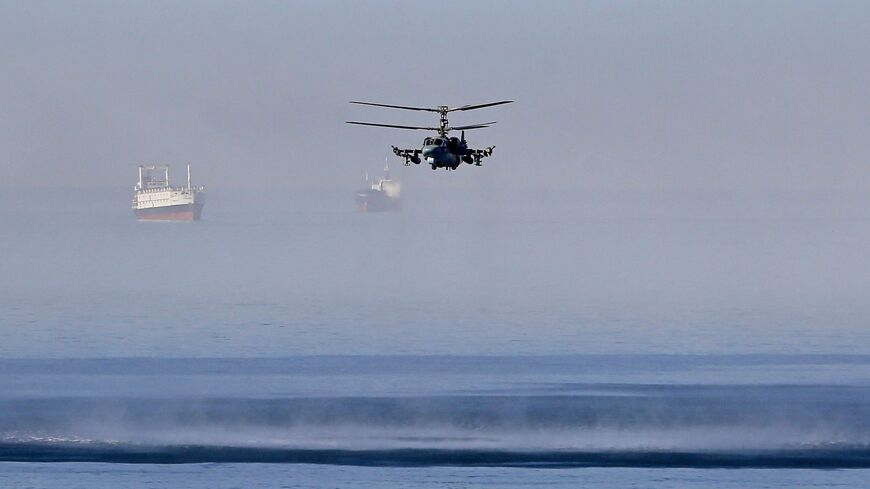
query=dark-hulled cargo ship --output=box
[356,163,401,212]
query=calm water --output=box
[1,186,869,486]
[2,464,869,489]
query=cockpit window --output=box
[434,138,442,145]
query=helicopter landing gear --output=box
[431,164,437,170]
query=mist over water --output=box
[2,186,869,357]
[2,356,870,467]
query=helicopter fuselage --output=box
[420,136,469,169]
[422,144,458,168]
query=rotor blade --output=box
[448,101,513,112]
[350,101,440,112]
[448,122,497,131]
[346,121,440,131]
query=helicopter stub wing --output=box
[392,146,422,166]
[465,146,496,166]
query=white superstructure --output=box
[369,163,401,198]
[132,164,206,220]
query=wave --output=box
[2,386,869,466]
[1,443,869,468]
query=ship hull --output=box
[134,203,204,221]
[356,190,400,212]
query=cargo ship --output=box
[132,164,205,221]
[356,162,401,212]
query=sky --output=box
[1,0,869,194]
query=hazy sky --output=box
[1,0,869,192]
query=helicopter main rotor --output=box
[347,100,512,136]
[345,121,496,133]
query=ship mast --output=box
[187,163,191,190]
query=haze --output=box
[1,1,869,194]
[1,1,869,358]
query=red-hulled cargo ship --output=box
[133,164,205,221]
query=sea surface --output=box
[1,186,869,487]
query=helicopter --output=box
[347,100,513,170]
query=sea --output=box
[1,184,869,488]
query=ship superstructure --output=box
[356,162,401,212]
[133,164,205,221]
